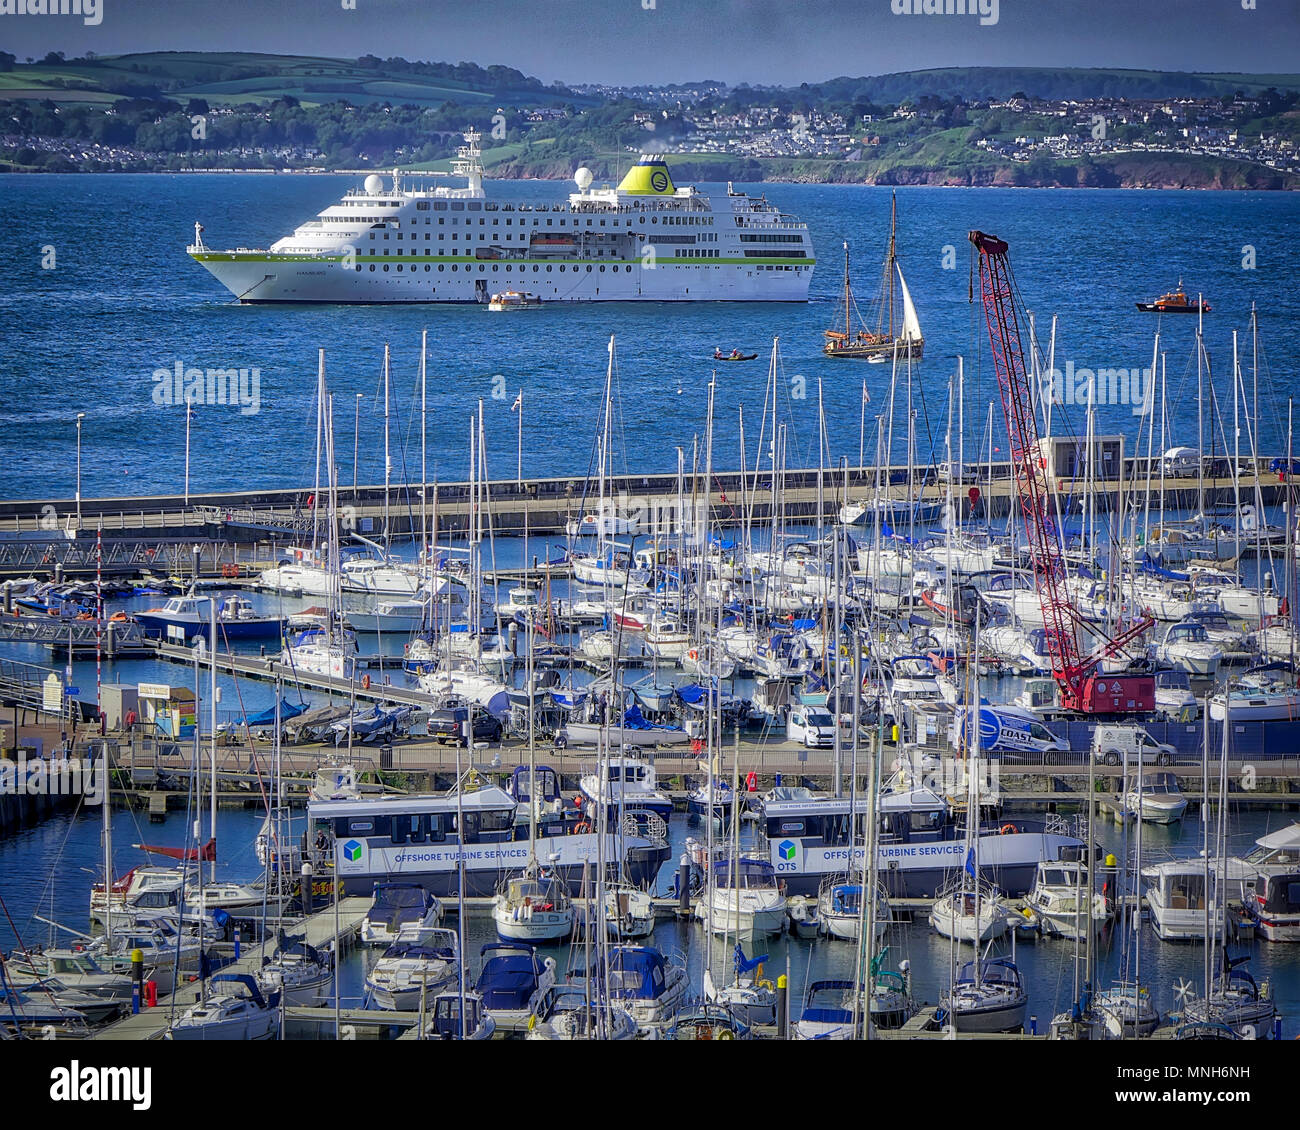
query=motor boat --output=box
[411,991,496,1040]
[1143,859,1228,941]
[1124,772,1188,824]
[786,895,820,939]
[694,857,788,937]
[365,932,461,1010]
[360,883,444,946]
[473,943,558,1031]
[599,945,690,1033]
[793,980,868,1040]
[1024,858,1112,939]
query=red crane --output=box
[969,230,1154,714]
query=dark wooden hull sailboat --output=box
[824,193,923,362]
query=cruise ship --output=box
[188,131,814,303]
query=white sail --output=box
[896,262,923,342]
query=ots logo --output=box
[342,840,363,863]
[649,170,669,192]
[778,840,797,862]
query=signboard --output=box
[43,673,63,712]
[138,683,172,699]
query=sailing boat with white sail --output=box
[823,193,923,362]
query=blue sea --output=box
[1,175,1298,502]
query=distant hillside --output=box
[798,68,1300,106]
[0,51,594,108]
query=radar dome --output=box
[574,167,593,191]
[364,174,384,195]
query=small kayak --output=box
[713,353,758,362]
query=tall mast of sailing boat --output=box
[887,193,897,340]
[383,343,392,546]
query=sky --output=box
[2,0,1297,86]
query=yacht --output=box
[1208,671,1300,721]
[257,937,332,1007]
[492,869,576,943]
[938,957,1028,1034]
[190,136,813,303]
[928,878,1014,945]
[167,974,279,1041]
[816,879,891,942]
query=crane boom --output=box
[970,230,1154,714]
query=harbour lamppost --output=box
[353,393,364,501]
[184,395,195,506]
[75,412,86,530]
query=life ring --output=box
[1000,823,1018,835]
[361,674,371,690]
[717,1029,735,1040]
[574,821,590,835]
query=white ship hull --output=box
[192,253,811,303]
[190,138,813,305]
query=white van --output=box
[951,704,1071,762]
[1161,446,1199,479]
[787,704,837,749]
[1092,724,1176,766]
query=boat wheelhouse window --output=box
[451,202,464,211]
[390,813,426,845]
[1168,874,1207,909]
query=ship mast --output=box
[843,242,851,339]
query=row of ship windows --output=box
[324,213,721,229]
[359,263,639,273]
[354,262,803,274]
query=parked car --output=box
[1269,457,1300,476]
[428,706,502,745]
[1091,724,1175,767]
[786,704,836,749]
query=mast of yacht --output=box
[420,330,428,623]
[843,242,852,340]
[1232,331,1242,563]
[382,342,392,546]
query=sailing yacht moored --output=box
[822,194,923,362]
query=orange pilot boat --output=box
[1136,281,1210,314]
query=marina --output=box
[5,57,1300,1061]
